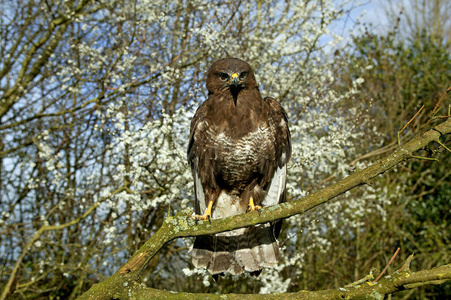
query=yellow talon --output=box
[246,196,262,215]
[193,200,213,223]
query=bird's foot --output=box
[192,212,211,224]
[246,196,262,216]
[192,200,213,224]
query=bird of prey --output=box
[187,58,291,279]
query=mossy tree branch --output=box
[78,118,451,299]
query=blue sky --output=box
[340,0,390,38]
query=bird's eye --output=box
[239,72,247,79]
[218,73,228,81]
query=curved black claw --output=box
[246,205,262,215]
[193,214,211,224]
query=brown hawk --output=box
[188,58,291,279]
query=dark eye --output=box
[239,72,247,79]
[218,72,228,81]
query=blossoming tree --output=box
[0,0,449,299]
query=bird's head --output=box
[206,58,257,100]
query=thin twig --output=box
[436,140,451,153]
[423,87,451,133]
[398,253,415,272]
[375,247,401,282]
[398,105,425,147]
[401,104,425,133]
[431,87,451,116]
[410,155,439,162]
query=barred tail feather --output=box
[192,223,280,277]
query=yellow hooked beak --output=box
[229,73,240,86]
